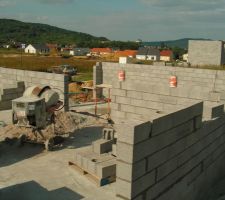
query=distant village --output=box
[0,42,185,62]
[1,39,225,67]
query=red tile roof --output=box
[115,50,137,57]
[160,50,173,57]
[91,48,112,53]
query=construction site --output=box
[1,62,225,200]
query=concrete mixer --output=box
[12,85,63,150]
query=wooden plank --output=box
[68,161,116,186]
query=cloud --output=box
[36,16,49,21]
[37,0,75,4]
[0,0,16,7]
[139,0,225,11]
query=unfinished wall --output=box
[188,40,225,66]
[93,62,225,200]
[94,62,225,122]
[116,103,225,200]
[0,67,69,110]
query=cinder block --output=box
[111,89,127,97]
[115,120,151,145]
[152,102,203,135]
[116,96,131,105]
[156,157,179,181]
[92,139,114,154]
[117,159,146,181]
[102,128,115,140]
[203,103,224,120]
[127,91,143,100]
[117,120,193,164]
[87,159,97,174]
[111,110,126,120]
[194,115,202,130]
[112,144,117,156]
[111,102,120,111]
[96,160,116,178]
[116,170,156,199]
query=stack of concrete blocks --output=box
[73,128,117,185]
[116,102,225,200]
[93,62,103,99]
[92,62,225,199]
[0,81,25,110]
[188,40,225,66]
[0,67,69,110]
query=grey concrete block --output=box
[111,110,126,120]
[116,96,131,105]
[112,144,117,157]
[117,159,146,181]
[111,89,127,97]
[116,170,156,199]
[102,128,115,140]
[96,160,116,178]
[127,91,143,100]
[92,139,114,154]
[152,102,203,135]
[87,159,96,174]
[194,115,202,130]
[116,120,151,145]
[117,119,194,164]
[203,103,224,120]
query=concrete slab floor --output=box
[0,123,118,200]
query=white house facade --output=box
[25,44,37,54]
[136,55,147,60]
[183,53,188,62]
[25,44,50,54]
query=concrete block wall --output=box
[92,62,225,200]
[93,62,225,121]
[188,40,225,66]
[0,67,69,110]
[0,81,25,110]
[116,102,225,200]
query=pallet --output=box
[68,161,116,187]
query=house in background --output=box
[3,44,10,48]
[183,53,188,62]
[70,48,90,56]
[115,50,137,58]
[91,48,113,56]
[136,47,160,61]
[160,50,174,61]
[60,47,73,54]
[25,44,50,54]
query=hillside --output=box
[0,19,108,44]
[143,38,211,49]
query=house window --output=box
[151,57,154,60]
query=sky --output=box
[0,0,225,41]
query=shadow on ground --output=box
[0,126,103,167]
[0,181,84,200]
[58,126,103,150]
[0,141,43,168]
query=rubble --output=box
[0,111,106,143]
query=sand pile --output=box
[0,111,105,142]
[68,82,93,102]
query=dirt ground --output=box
[0,110,118,200]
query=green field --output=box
[0,55,98,80]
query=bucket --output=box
[170,76,177,87]
[118,70,125,81]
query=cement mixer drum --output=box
[12,85,62,129]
